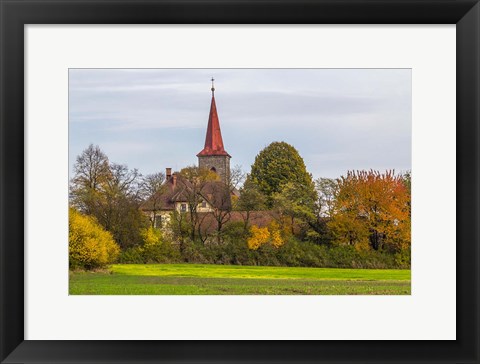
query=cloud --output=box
[69,69,411,179]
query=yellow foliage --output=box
[328,170,411,252]
[247,222,285,250]
[141,226,162,247]
[247,225,270,250]
[268,221,285,248]
[275,216,293,238]
[69,208,120,269]
[270,229,284,248]
[354,239,371,252]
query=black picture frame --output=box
[1,1,479,363]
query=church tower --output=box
[197,79,231,183]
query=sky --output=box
[69,68,411,180]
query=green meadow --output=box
[69,264,411,295]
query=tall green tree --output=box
[247,141,315,206]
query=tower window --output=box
[210,167,217,173]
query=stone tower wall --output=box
[198,155,231,183]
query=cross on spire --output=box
[211,77,215,95]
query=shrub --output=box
[325,245,401,269]
[247,222,285,250]
[164,234,410,269]
[69,208,120,270]
[394,249,411,269]
[222,221,248,242]
[119,227,181,264]
[221,239,256,265]
[118,247,145,264]
[247,225,271,250]
[181,240,208,263]
[276,239,325,267]
[269,221,285,248]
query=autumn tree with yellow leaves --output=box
[247,221,285,250]
[69,208,120,270]
[328,170,411,252]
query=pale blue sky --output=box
[69,69,411,179]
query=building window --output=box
[202,201,207,208]
[154,215,162,228]
[180,203,187,212]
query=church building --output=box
[197,78,231,183]
[140,79,233,228]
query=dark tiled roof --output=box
[140,174,232,211]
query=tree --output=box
[302,178,339,244]
[247,141,315,206]
[247,222,284,250]
[401,170,412,218]
[170,210,190,253]
[69,208,120,270]
[71,144,110,191]
[202,183,232,244]
[140,172,166,199]
[138,227,180,263]
[328,170,411,252]
[69,144,110,214]
[98,163,147,249]
[401,170,411,194]
[235,180,267,231]
[107,163,142,199]
[178,165,219,242]
[247,225,270,250]
[140,172,166,228]
[315,178,338,218]
[70,145,148,249]
[202,165,245,243]
[272,181,316,235]
[228,164,246,191]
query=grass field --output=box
[69,264,411,295]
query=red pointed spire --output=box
[197,79,231,157]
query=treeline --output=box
[69,142,411,270]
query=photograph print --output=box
[68,68,411,295]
